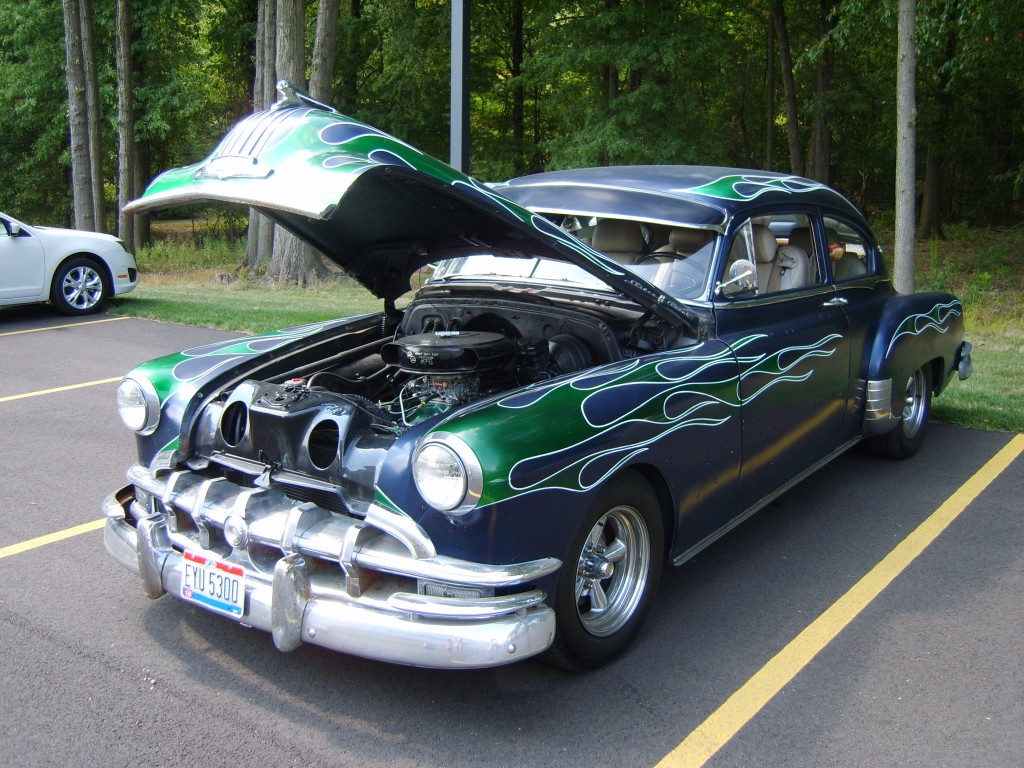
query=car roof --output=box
[494,166,864,232]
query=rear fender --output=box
[863,293,964,435]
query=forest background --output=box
[1,0,1022,281]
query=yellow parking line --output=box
[0,377,122,403]
[0,519,106,561]
[656,432,1024,768]
[0,315,130,337]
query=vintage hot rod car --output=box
[104,85,972,670]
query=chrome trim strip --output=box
[672,436,861,567]
[354,545,561,588]
[387,590,548,619]
[363,501,436,559]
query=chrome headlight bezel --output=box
[116,376,160,435]
[412,432,483,516]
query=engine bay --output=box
[189,296,664,517]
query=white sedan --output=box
[1,212,138,315]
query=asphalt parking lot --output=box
[1,303,1021,768]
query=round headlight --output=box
[117,377,160,434]
[412,433,483,516]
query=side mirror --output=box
[4,221,20,236]
[715,259,757,296]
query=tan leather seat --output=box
[752,224,778,290]
[769,245,810,291]
[788,226,814,256]
[655,228,713,256]
[825,227,867,280]
[753,224,809,292]
[592,219,645,263]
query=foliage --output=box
[0,0,79,224]
[0,0,1021,231]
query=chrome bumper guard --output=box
[103,465,560,668]
[956,341,973,381]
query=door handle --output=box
[823,297,848,307]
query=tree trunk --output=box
[918,144,945,240]
[338,0,362,113]
[511,0,525,176]
[806,0,835,184]
[78,0,105,232]
[603,0,620,107]
[134,141,151,247]
[770,0,802,177]
[115,0,137,254]
[918,25,955,240]
[246,0,277,272]
[765,10,775,170]
[894,0,916,294]
[310,0,340,102]
[61,0,95,232]
[265,0,329,286]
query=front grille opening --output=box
[307,420,340,469]
[220,401,249,447]
[284,486,349,515]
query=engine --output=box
[380,329,593,411]
[193,326,598,519]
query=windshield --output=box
[429,254,611,291]
[620,241,715,300]
[427,218,718,302]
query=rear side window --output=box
[823,215,875,282]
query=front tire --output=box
[869,365,932,459]
[51,257,109,315]
[545,472,664,671]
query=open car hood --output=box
[125,84,694,327]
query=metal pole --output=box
[450,0,470,173]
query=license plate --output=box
[181,551,245,618]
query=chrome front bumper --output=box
[103,466,559,668]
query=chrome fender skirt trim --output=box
[862,378,898,437]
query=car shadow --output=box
[139,423,1013,767]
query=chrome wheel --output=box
[62,264,105,311]
[900,368,927,440]
[868,364,931,460]
[574,504,651,637]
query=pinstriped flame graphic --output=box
[418,333,842,507]
[885,300,962,357]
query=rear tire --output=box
[869,365,932,460]
[51,257,108,315]
[545,472,664,671]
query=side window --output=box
[720,213,820,297]
[823,215,873,282]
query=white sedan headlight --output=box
[412,432,483,516]
[116,377,160,434]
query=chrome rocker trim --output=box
[103,465,560,669]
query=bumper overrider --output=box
[103,465,560,668]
